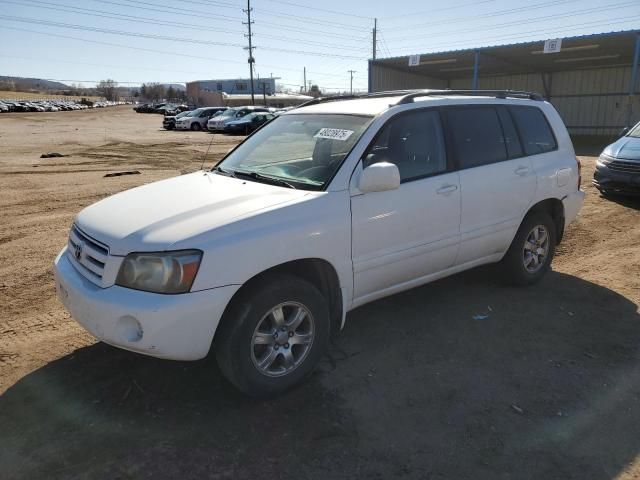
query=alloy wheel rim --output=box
[250,302,315,377]
[523,224,550,273]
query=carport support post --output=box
[472,49,480,90]
[627,34,640,127]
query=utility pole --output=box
[243,0,255,105]
[372,18,377,60]
[303,66,306,93]
[348,70,356,94]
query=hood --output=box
[75,171,311,255]
[603,136,640,161]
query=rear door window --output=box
[446,107,507,169]
[509,106,557,155]
[497,107,524,159]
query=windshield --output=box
[186,108,203,117]
[219,109,237,118]
[628,122,640,138]
[217,113,372,190]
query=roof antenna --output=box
[200,131,216,172]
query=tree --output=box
[97,79,119,101]
[142,83,166,101]
[308,84,322,98]
[166,85,176,100]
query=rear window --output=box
[509,107,557,155]
[446,107,507,169]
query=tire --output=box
[191,122,201,131]
[215,273,330,398]
[499,211,556,286]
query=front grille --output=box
[608,160,640,174]
[67,225,109,285]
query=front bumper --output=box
[175,123,190,130]
[593,163,640,195]
[54,247,239,361]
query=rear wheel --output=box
[499,212,556,286]
[215,273,330,397]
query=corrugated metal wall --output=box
[371,64,640,137]
[370,64,447,91]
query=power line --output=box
[387,15,640,55]
[382,0,498,20]
[9,0,368,51]
[385,0,637,46]
[0,15,245,47]
[261,0,374,20]
[90,0,370,40]
[1,25,367,81]
[7,0,245,35]
[382,0,580,32]
[1,15,368,59]
[180,0,371,30]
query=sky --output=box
[1,0,639,93]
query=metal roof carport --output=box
[369,30,640,137]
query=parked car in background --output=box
[224,112,276,135]
[134,103,166,113]
[54,90,584,397]
[175,107,227,131]
[163,110,191,130]
[594,121,640,196]
[207,106,271,132]
[162,104,191,116]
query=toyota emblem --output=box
[74,242,83,260]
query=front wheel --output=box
[190,122,201,131]
[214,273,330,397]
[499,211,556,286]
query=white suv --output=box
[54,90,584,397]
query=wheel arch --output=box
[215,258,343,341]
[526,198,565,244]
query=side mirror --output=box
[620,127,630,137]
[358,162,400,193]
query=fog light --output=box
[117,315,143,343]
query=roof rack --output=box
[294,90,419,109]
[395,89,544,104]
[295,89,543,109]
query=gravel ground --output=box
[0,106,639,479]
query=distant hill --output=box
[162,83,186,91]
[0,76,69,90]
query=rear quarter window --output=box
[509,106,557,155]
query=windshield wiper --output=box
[215,165,236,177]
[234,170,297,189]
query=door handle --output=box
[436,184,458,195]
[515,166,530,176]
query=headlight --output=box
[598,153,613,165]
[116,250,202,294]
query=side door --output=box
[350,109,461,302]
[443,105,537,266]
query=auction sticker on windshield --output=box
[315,128,354,141]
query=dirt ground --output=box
[0,106,639,479]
